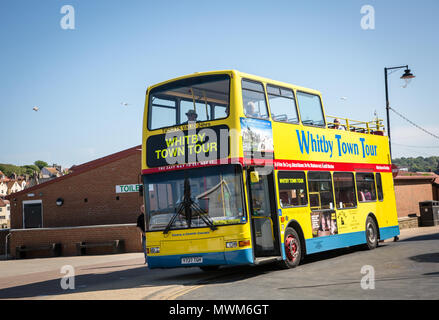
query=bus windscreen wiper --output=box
[163,178,217,234]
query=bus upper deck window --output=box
[267,85,298,123]
[148,74,230,130]
[242,80,269,119]
[149,97,177,130]
[296,91,325,127]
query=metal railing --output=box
[326,115,385,135]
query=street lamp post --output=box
[384,65,415,159]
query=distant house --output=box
[52,164,62,173]
[41,167,61,179]
[17,178,28,190]
[0,198,10,228]
[7,180,22,195]
[0,180,7,196]
[0,171,11,196]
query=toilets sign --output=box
[116,184,142,193]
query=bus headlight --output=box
[226,241,238,248]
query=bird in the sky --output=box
[121,102,130,107]
[32,106,39,112]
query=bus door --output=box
[247,167,280,257]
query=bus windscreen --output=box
[144,165,245,231]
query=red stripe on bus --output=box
[273,159,392,173]
[141,158,392,174]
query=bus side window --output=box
[333,172,357,209]
[356,173,377,202]
[277,171,307,207]
[376,173,384,201]
[307,172,334,210]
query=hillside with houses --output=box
[0,162,70,229]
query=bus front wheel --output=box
[279,227,302,269]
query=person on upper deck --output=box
[333,118,346,130]
[245,101,260,118]
[183,109,198,123]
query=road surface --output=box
[0,226,438,300]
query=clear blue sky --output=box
[1,0,438,168]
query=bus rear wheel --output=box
[364,216,378,250]
[279,227,302,269]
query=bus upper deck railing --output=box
[326,115,385,136]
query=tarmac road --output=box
[0,226,438,300]
[179,226,439,300]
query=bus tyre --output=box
[280,227,302,269]
[365,216,378,250]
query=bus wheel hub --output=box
[285,235,299,261]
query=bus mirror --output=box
[250,171,260,183]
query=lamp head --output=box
[401,69,415,79]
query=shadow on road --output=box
[303,246,358,265]
[409,252,439,263]
[400,232,439,242]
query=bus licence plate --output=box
[181,257,203,264]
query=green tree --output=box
[23,165,40,175]
[34,160,48,170]
[393,156,439,173]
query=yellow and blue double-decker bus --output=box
[141,70,399,270]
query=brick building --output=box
[5,145,144,258]
[393,173,439,228]
[394,173,439,218]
